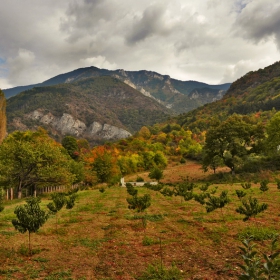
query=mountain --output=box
[176,61,280,131]
[6,76,170,144]
[3,66,230,114]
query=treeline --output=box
[1,107,280,202]
[0,122,203,200]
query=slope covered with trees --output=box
[177,61,280,132]
[0,90,6,143]
[3,66,230,114]
[6,76,171,142]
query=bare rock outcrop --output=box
[27,110,131,140]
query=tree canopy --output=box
[0,129,76,198]
[202,115,265,174]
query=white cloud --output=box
[79,56,117,70]
[7,49,36,85]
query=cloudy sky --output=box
[0,0,279,89]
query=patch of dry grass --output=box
[1,162,280,279]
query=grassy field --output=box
[0,161,280,279]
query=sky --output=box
[0,0,280,89]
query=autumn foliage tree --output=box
[86,146,120,184]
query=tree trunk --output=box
[28,231,31,256]
[10,188,13,200]
[230,164,235,176]
[17,181,22,199]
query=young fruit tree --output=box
[12,197,49,255]
[236,196,268,221]
[259,180,269,192]
[160,187,173,197]
[205,191,230,221]
[47,192,66,229]
[127,189,151,232]
[236,190,247,200]
[126,183,138,196]
[174,181,196,203]
[238,236,280,279]
[148,166,163,183]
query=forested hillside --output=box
[6,76,170,143]
[3,66,230,114]
[177,61,280,131]
[0,90,6,143]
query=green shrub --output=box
[136,176,144,182]
[144,183,164,191]
[142,236,159,246]
[260,180,269,192]
[238,226,278,241]
[241,182,251,190]
[180,157,186,164]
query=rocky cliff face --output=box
[6,76,170,143]
[26,110,132,140]
[189,89,224,102]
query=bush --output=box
[136,176,144,182]
[144,183,164,191]
[142,236,159,246]
[180,157,186,164]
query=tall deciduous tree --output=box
[92,151,113,183]
[62,136,79,160]
[266,111,280,154]
[202,115,265,175]
[0,129,75,198]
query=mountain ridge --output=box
[6,76,171,144]
[3,66,230,114]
